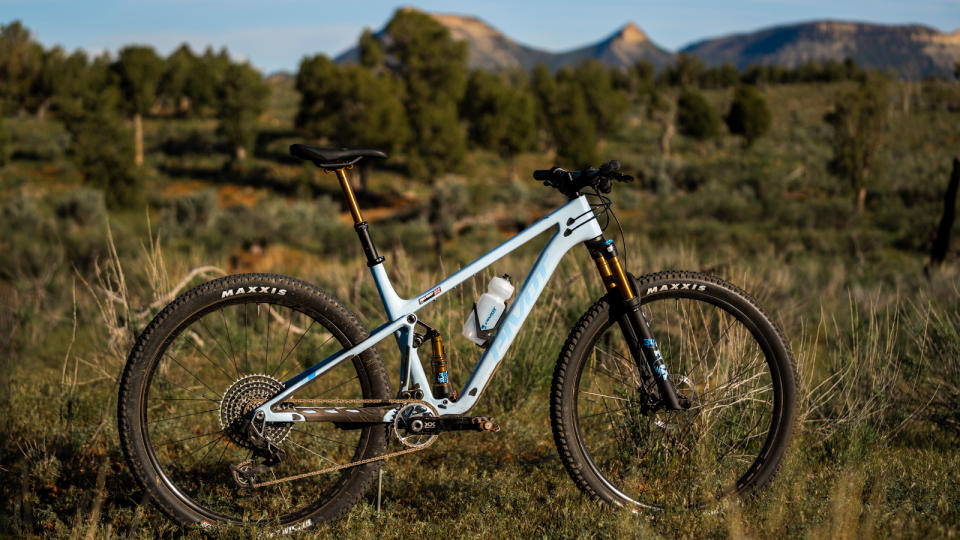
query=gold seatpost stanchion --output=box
[331,167,363,224]
[328,166,385,268]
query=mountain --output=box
[547,22,674,70]
[428,13,553,70]
[334,10,673,71]
[681,21,960,79]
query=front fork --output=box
[587,237,687,411]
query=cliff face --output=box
[682,21,960,79]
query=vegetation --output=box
[676,89,721,144]
[1,11,960,539]
[725,85,772,147]
[824,78,888,213]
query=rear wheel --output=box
[551,271,796,510]
[118,273,390,532]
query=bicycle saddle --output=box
[290,144,387,169]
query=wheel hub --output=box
[219,374,292,448]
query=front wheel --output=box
[551,271,796,510]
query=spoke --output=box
[164,353,223,400]
[276,310,294,379]
[272,469,291,510]
[198,317,240,379]
[270,319,317,378]
[242,303,249,372]
[154,374,221,405]
[579,390,630,402]
[155,396,218,402]
[158,429,224,448]
[219,308,241,375]
[187,433,227,468]
[149,408,219,425]
[264,303,271,375]
[579,403,638,420]
[180,334,236,386]
[293,333,340,375]
[306,374,359,399]
[290,428,349,447]
[287,439,340,467]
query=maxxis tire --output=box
[550,270,797,510]
[117,273,390,533]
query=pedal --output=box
[470,416,500,432]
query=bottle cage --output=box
[471,300,509,349]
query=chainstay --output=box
[243,398,435,489]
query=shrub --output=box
[676,89,721,142]
[725,85,772,147]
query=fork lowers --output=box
[585,236,687,411]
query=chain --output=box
[237,398,436,489]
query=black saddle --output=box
[289,144,387,169]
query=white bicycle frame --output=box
[255,195,603,423]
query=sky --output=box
[3,0,959,73]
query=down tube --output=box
[442,220,602,416]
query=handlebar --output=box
[533,160,633,198]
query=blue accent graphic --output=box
[437,372,448,383]
[642,338,656,348]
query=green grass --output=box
[1,78,959,537]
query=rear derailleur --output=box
[230,411,287,489]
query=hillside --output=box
[682,21,960,79]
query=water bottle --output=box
[462,275,514,346]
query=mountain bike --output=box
[118,145,797,533]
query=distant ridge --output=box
[332,10,960,79]
[334,9,674,71]
[682,21,960,79]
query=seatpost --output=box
[330,167,384,267]
[333,168,363,223]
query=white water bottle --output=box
[462,275,515,346]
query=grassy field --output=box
[1,78,959,538]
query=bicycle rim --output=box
[140,298,376,524]
[574,294,779,509]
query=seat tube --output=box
[585,237,685,411]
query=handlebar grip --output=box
[599,160,621,175]
[532,169,553,181]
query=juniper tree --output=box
[462,70,536,178]
[160,44,198,115]
[384,8,468,180]
[113,45,165,166]
[725,85,772,148]
[824,78,887,213]
[295,54,345,140]
[677,89,721,146]
[216,62,269,161]
[0,21,43,114]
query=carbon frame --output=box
[255,195,603,422]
